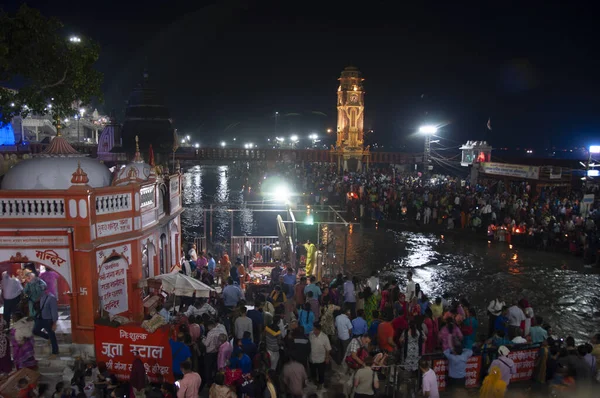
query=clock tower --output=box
[332,66,370,172]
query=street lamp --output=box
[221,141,226,147]
[69,36,81,43]
[194,143,200,148]
[419,125,438,175]
[326,128,332,134]
[76,108,86,143]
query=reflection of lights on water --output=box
[512,253,518,261]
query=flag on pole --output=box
[487,118,492,131]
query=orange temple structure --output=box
[0,132,182,354]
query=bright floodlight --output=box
[309,133,318,140]
[194,143,200,148]
[69,36,81,43]
[220,141,226,147]
[588,170,600,177]
[590,146,600,154]
[290,135,299,142]
[273,185,291,203]
[419,125,438,134]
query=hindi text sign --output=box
[96,218,133,238]
[98,256,128,315]
[508,349,538,382]
[480,162,540,180]
[433,355,481,391]
[94,325,173,383]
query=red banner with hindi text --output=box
[433,355,482,391]
[507,348,538,382]
[94,324,174,383]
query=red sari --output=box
[423,317,438,353]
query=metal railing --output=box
[230,236,280,263]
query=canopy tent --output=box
[142,273,215,297]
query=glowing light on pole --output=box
[69,36,81,43]
[419,125,438,175]
[221,141,226,147]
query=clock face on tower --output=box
[349,94,358,104]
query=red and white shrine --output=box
[0,132,182,354]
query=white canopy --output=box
[147,273,215,297]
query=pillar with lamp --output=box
[418,125,438,176]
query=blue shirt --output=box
[298,309,315,334]
[304,283,322,298]
[529,326,547,344]
[443,349,473,379]
[282,273,296,295]
[222,284,242,307]
[368,320,381,340]
[207,258,216,273]
[230,353,252,374]
[351,317,368,336]
[494,315,508,334]
[169,339,191,375]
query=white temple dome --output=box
[1,135,111,190]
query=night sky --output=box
[4,1,600,151]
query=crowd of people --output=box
[242,161,600,261]
[0,264,61,373]
[40,251,593,398]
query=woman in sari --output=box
[319,295,340,337]
[10,312,37,369]
[479,365,507,398]
[219,255,231,288]
[422,308,438,354]
[362,287,378,325]
[0,318,12,373]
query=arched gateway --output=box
[0,131,183,355]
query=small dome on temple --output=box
[112,136,151,186]
[70,161,90,186]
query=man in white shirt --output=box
[234,306,253,340]
[406,271,416,301]
[487,296,505,337]
[507,302,525,339]
[188,244,198,262]
[184,298,217,318]
[335,306,353,356]
[367,271,379,293]
[419,358,439,398]
[309,322,331,389]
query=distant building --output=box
[121,72,175,162]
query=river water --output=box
[181,164,600,342]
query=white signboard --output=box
[480,162,540,180]
[97,218,133,238]
[0,248,72,289]
[0,235,69,247]
[98,256,129,315]
[582,194,595,218]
